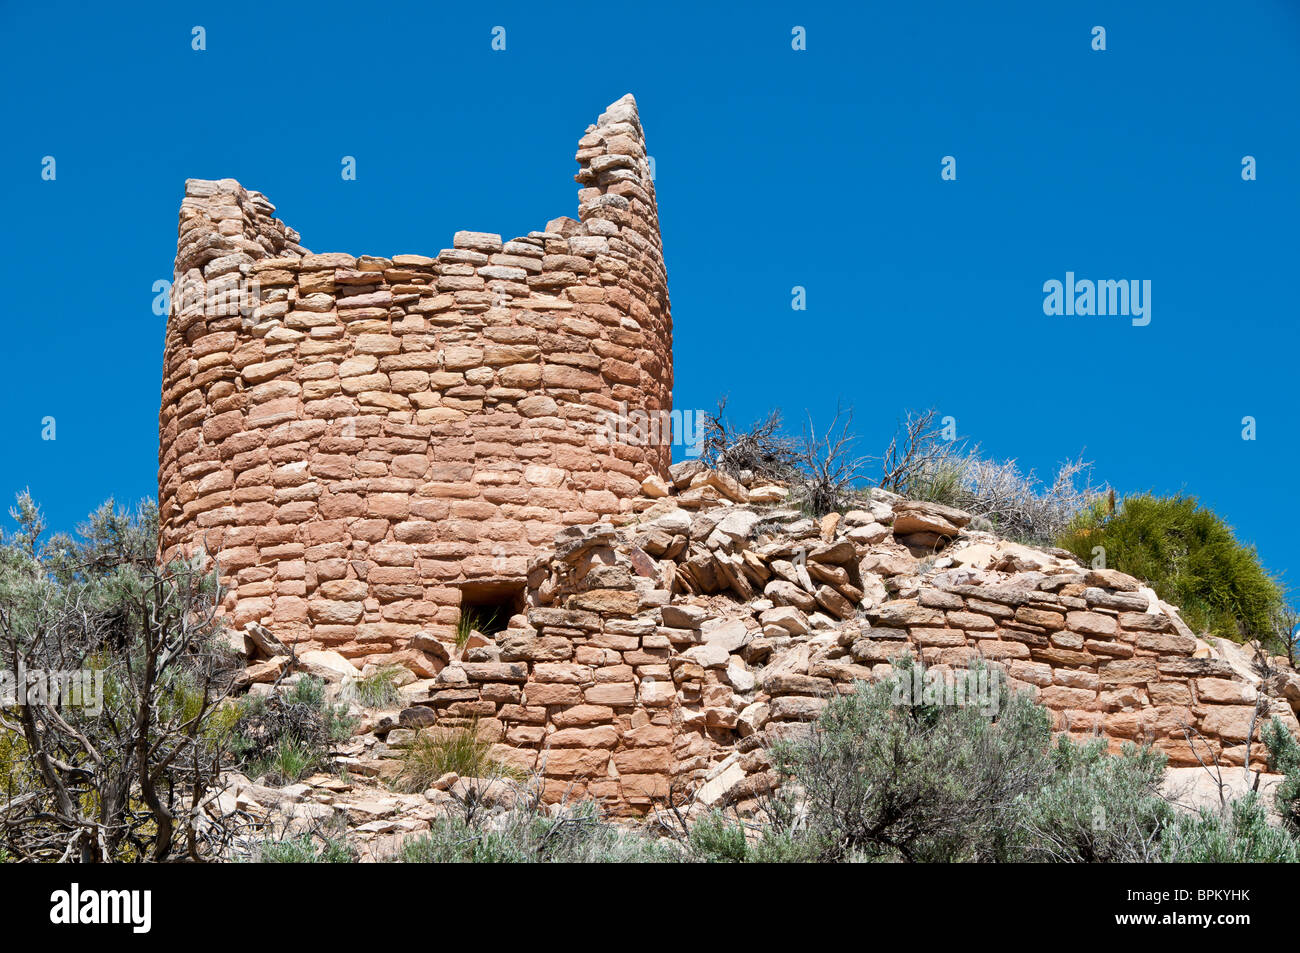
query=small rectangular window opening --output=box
[457,580,525,638]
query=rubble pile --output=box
[233,462,1300,817]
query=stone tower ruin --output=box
[157,95,672,666]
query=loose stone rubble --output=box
[229,465,1300,820]
[159,93,1300,833]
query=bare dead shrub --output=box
[798,404,872,517]
[878,409,1104,545]
[700,397,800,482]
[942,451,1106,545]
[878,408,965,497]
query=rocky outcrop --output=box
[173,91,1298,820]
[238,467,1298,816]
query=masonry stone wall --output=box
[161,93,1297,820]
[157,95,671,667]
[371,475,1300,815]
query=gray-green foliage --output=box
[227,676,355,785]
[256,832,358,863]
[1264,716,1300,833]
[0,493,236,861]
[362,667,1300,863]
[771,659,1300,864]
[771,658,1053,862]
[685,809,816,863]
[1160,794,1300,862]
[397,800,678,864]
[1016,737,1172,862]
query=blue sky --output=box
[1,1,1297,595]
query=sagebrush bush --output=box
[768,659,1300,864]
[771,659,1052,862]
[1016,737,1171,862]
[686,812,751,862]
[256,832,358,863]
[684,810,816,863]
[1264,717,1300,834]
[1057,493,1282,640]
[397,801,677,863]
[908,449,1103,545]
[360,670,1300,863]
[0,494,238,861]
[1160,794,1300,863]
[875,409,1102,543]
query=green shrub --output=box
[1264,717,1300,833]
[350,666,402,709]
[0,494,237,861]
[371,676,1300,864]
[908,458,965,509]
[1058,493,1281,640]
[259,738,320,787]
[684,810,817,863]
[771,659,1052,862]
[1160,794,1300,863]
[396,801,677,863]
[257,832,358,863]
[687,812,751,863]
[395,723,520,793]
[228,676,355,784]
[1015,737,1172,862]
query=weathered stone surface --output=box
[160,96,673,690]
[891,500,971,537]
[169,110,1297,820]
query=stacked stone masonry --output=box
[158,95,672,667]
[361,471,1300,815]
[161,94,1300,818]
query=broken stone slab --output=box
[765,579,817,612]
[748,485,789,504]
[1084,568,1142,592]
[891,500,972,537]
[238,655,289,686]
[714,508,763,540]
[660,603,709,628]
[759,605,811,636]
[646,508,693,535]
[701,618,752,652]
[296,650,362,682]
[726,659,756,692]
[682,643,730,669]
[696,754,747,806]
[641,474,670,498]
[409,631,453,663]
[243,621,289,659]
[808,540,856,564]
[668,459,706,488]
